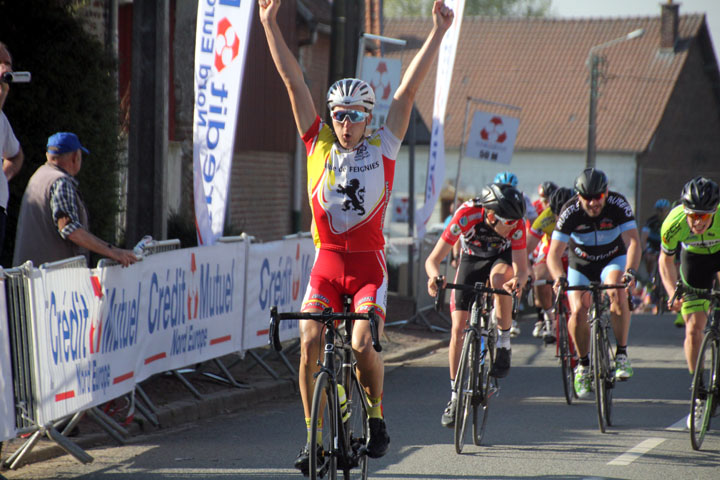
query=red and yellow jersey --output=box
[302,116,400,252]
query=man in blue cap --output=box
[13,132,137,267]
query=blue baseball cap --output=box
[46,132,89,155]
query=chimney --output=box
[660,1,679,51]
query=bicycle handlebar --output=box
[268,306,382,353]
[555,282,631,310]
[434,277,518,317]
[670,281,720,308]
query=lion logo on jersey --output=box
[337,178,366,215]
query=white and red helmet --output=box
[326,78,375,112]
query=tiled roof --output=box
[382,14,707,153]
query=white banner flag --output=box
[416,0,465,238]
[193,0,255,245]
[465,111,520,165]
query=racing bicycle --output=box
[669,283,720,450]
[434,278,517,453]
[269,298,381,479]
[558,282,627,432]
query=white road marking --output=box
[607,437,666,466]
[666,415,689,431]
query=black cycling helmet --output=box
[681,176,720,212]
[539,181,558,199]
[574,168,608,197]
[477,183,526,220]
[549,187,574,215]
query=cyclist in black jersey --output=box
[547,168,641,399]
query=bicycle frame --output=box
[269,302,381,479]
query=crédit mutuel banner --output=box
[30,244,245,425]
[193,0,254,245]
[416,0,465,238]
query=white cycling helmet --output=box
[326,78,375,112]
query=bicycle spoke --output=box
[310,372,338,480]
[342,374,369,479]
[454,333,473,454]
[690,333,717,450]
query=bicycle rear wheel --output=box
[690,332,718,450]
[591,320,614,433]
[310,372,338,480]
[342,373,369,479]
[557,306,575,405]
[454,330,476,454]
[473,334,493,446]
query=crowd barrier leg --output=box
[133,396,160,428]
[245,350,280,380]
[4,419,93,469]
[45,426,93,464]
[86,407,128,444]
[60,411,84,437]
[172,370,203,399]
[199,358,250,389]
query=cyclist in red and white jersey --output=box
[425,183,529,428]
[259,0,454,473]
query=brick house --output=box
[382,2,720,227]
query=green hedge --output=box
[0,0,120,266]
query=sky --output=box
[549,0,720,62]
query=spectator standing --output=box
[13,132,137,267]
[0,42,24,254]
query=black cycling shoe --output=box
[366,418,390,458]
[441,399,456,428]
[490,347,511,378]
[294,445,323,476]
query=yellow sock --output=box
[366,394,383,419]
[305,417,323,444]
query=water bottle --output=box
[337,384,350,422]
[133,235,154,257]
[1,71,31,83]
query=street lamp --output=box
[586,28,645,168]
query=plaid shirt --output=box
[49,174,83,239]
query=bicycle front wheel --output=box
[342,373,369,479]
[310,371,338,480]
[454,330,476,454]
[690,332,718,450]
[557,307,575,405]
[591,320,614,433]
[474,333,493,446]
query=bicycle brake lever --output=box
[368,307,383,353]
[269,306,283,352]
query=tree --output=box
[0,0,121,266]
[384,0,550,18]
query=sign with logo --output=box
[193,0,255,245]
[465,111,520,165]
[361,57,402,131]
[243,238,314,351]
[0,277,16,441]
[29,242,246,424]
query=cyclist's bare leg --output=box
[533,262,554,311]
[299,314,324,418]
[605,269,630,346]
[568,290,591,357]
[449,310,469,380]
[684,310,708,372]
[490,264,513,329]
[352,319,385,398]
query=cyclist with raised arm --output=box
[259,0,454,473]
[526,187,574,342]
[547,168,641,399]
[425,183,529,427]
[658,177,720,426]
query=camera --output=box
[0,71,31,84]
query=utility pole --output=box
[329,0,364,84]
[126,0,169,244]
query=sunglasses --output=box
[580,191,606,202]
[331,110,369,123]
[685,209,713,222]
[493,214,516,226]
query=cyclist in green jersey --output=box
[659,177,720,375]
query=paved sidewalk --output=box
[0,298,450,470]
